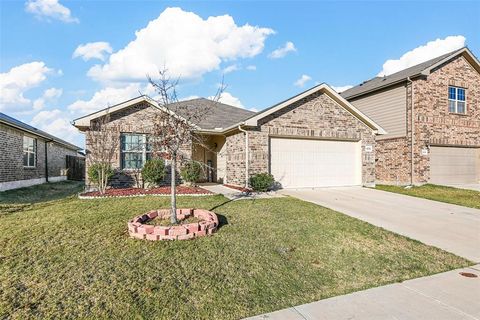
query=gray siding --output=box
[349,84,407,139]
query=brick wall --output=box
[225,131,246,186]
[84,102,192,188]
[0,123,76,184]
[412,55,480,184]
[225,91,377,187]
[373,55,480,185]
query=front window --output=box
[120,133,151,169]
[23,136,36,167]
[448,86,466,114]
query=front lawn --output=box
[376,184,480,210]
[0,182,470,319]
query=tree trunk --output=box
[170,154,178,224]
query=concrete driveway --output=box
[281,187,480,262]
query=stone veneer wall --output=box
[84,102,192,188]
[225,91,377,187]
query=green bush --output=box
[142,159,166,186]
[249,173,275,192]
[180,161,202,185]
[87,163,114,186]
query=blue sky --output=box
[1,0,479,148]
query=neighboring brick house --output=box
[72,85,384,189]
[342,47,480,185]
[0,113,82,191]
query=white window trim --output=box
[448,86,467,114]
[120,133,150,170]
[23,135,37,168]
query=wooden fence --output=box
[66,155,85,181]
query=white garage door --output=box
[430,146,480,184]
[270,138,362,188]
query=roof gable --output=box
[72,95,255,131]
[342,47,479,99]
[243,83,386,134]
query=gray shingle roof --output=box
[341,47,465,99]
[0,112,81,150]
[168,98,256,130]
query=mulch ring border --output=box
[128,208,219,240]
[78,186,214,199]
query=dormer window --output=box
[448,86,466,114]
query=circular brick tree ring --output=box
[128,208,218,241]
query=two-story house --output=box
[341,47,480,186]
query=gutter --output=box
[237,124,249,188]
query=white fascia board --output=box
[72,95,200,130]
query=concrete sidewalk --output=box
[246,265,480,320]
[200,183,284,200]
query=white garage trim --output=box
[269,137,362,188]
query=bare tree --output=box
[87,110,120,194]
[147,69,225,224]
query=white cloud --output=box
[25,0,79,23]
[331,85,353,93]
[31,109,81,146]
[73,42,113,61]
[33,87,63,110]
[378,35,466,76]
[268,41,297,59]
[0,61,52,111]
[223,64,240,74]
[294,74,311,87]
[87,7,274,83]
[67,83,154,115]
[246,65,256,71]
[216,92,244,108]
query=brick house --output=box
[342,47,480,185]
[72,84,384,189]
[0,113,82,191]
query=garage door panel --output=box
[270,138,362,188]
[430,147,479,184]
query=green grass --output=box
[376,184,480,210]
[0,182,471,319]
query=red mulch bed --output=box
[80,186,213,198]
[223,184,252,193]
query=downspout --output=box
[44,140,49,183]
[238,125,249,188]
[407,77,414,186]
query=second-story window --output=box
[448,86,466,114]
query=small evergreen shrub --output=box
[180,161,202,185]
[142,159,166,186]
[249,173,275,192]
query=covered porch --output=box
[191,134,227,184]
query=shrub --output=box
[181,161,202,185]
[142,159,166,186]
[87,163,114,193]
[249,173,275,192]
[87,163,114,185]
